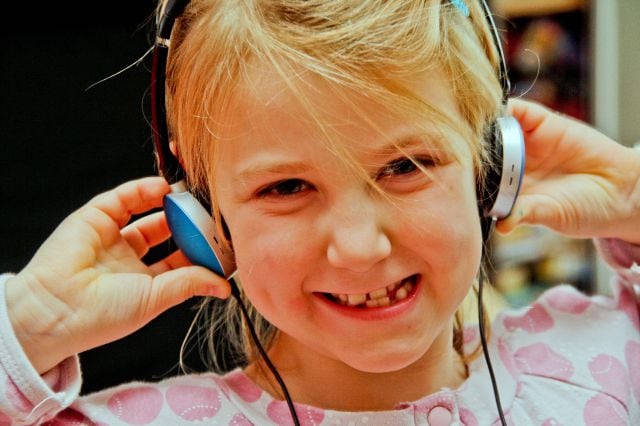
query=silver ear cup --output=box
[486,116,525,219]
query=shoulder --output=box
[74,369,266,425]
[75,368,313,425]
[493,282,639,369]
[485,283,640,422]
[497,282,639,341]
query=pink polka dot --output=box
[625,340,640,404]
[618,287,640,332]
[44,408,91,425]
[165,384,220,422]
[267,401,324,426]
[503,303,554,334]
[5,377,32,412]
[514,343,574,381]
[107,387,163,425]
[589,354,629,406]
[229,412,253,426]
[458,406,478,426]
[583,394,626,426]
[224,371,262,402]
[541,418,562,426]
[545,288,591,314]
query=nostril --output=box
[326,233,391,272]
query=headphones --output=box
[150,0,525,276]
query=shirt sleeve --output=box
[0,273,82,425]
[0,273,251,425]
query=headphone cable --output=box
[231,285,301,426]
[478,229,507,425]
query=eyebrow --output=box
[369,134,437,156]
[236,133,438,181]
[237,160,312,182]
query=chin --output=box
[338,341,429,374]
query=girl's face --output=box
[215,68,482,376]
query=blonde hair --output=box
[162,0,503,372]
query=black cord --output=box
[478,246,507,426]
[231,285,301,426]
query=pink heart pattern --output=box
[267,401,324,426]
[583,394,626,426]
[107,387,163,425]
[165,384,221,421]
[588,354,629,407]
[224,371,262,403]
[545,288,591,314]
[514,343,574,381]
[503,304,554,334]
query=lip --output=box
[314,274,422,321]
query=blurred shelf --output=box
[491,227,557,266]
[492,0,586,17]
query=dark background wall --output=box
[0,1,209,394]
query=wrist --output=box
[5,273,74,374]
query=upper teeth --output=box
[331,276,415,307]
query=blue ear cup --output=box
[163,183,236,278]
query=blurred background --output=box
[488,0,640,310]
[1,0,639,395]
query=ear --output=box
[169,140,188,169]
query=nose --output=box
[326,197,392,272]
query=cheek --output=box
[225,211,318,310]
[233,218,309,270]
[402,169,483,287]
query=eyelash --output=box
[256,179,311,198]
[376,156,435,179]
[255,155,436,199]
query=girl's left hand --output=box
[497,98,640,244]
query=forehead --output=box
[216,62,467,167]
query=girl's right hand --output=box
[4,176,231,374]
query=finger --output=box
[87,177,171,229]
[507,98,555,133]
[149,249,194,275]
[496,193,560,235]
[149,266,232,313]
[507,98,592,149]
[121,211,171,258]
[495,206,524,235]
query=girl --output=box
[1,0,639,424]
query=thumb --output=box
[495,194,548,235]
[149,266,232,313]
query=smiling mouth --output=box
[324,274,419,308]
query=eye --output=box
[256,179,312,198]
[377,156,435,180]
